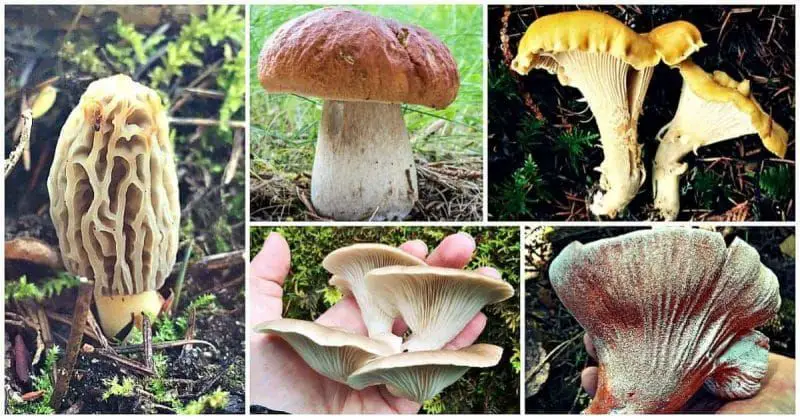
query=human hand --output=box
[249,232,500,413]
[580,333,796,413]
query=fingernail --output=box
[481,267,501,279]
[264,232,281,247]
[456,231,475,247]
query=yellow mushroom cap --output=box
[646,20,706,66]
[512,10,660,74]
[678,61,788,158]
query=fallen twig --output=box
[5,109,32,179]
[112,339,218,355]
[168,116,245,129]
[51,277,93,411]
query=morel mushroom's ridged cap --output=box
[258,7,460,109]
[646,20,706,66]
[323,243,426,347]
[255,318,394,384]
[511,10,660,74]
[677,61,788,158]
[548,228,780,413]
[47,74,180,298]
[347,344,503,403]
[365,266,514,351]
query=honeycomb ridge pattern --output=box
[47,74,180,297]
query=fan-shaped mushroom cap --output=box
[255,318,394,384]
[653,61,789,220]
[347,344,502,403]
[365,266,514,351]
[549,228,780,413]
[511,10,659,74]
[323,244,426,348]
[704,329,770,400]
[646,20,706,66]
[512,11,705,217]
[47,74,180,337]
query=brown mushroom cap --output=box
[257,7,460,109]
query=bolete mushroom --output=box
[258,7,460,220]
[347,343,503,403]
[652,61,789,220]
[47,74,180,338]
[549,228,780,413]
[365,266,514,351]
[511,11,704,217]
[255,318,394,384]
[322,243,426,349]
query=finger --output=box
[391,317,409,336]
[250,232,291,323]
[475,266,501,279]
[426,232,476,268]
[581,366,598,397]
[584,333,597,360]
[315,296,368,335]
[399,240,428,261]
[444,313,487,350]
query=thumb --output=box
[249,232,291,323]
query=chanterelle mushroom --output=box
[255,318,394,384]
[347,343,502,403]
[322,243,426,350]
[511,11,704,217]
[653,61,789,220]
[258,7,460,220]
[549,228,780,413]
[365,266,514,351]
[47,74,180,338]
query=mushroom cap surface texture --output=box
[255,318,395,384]
[675,61,789,158]
[347,344,503,403]
[322,243,426,347]
[365,266,515,351]
[47,74,180,298]
[549,228,781,413]
[646,20,706,66]
[258,7,459,109]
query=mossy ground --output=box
[5,5,245,414]
[525,226,795,413]
[489,6,795,221]
[250,226,521,414]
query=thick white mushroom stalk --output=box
[312,100,417,221]
[653,88,759,220]
[548,51,650,217]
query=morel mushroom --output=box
[258,7,460,220]
[511,11,704,217]
[652,61,789,220]
[549,228,780,413]
[47,74,180,338]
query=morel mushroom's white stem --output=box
[94,290,163,338]
[311,100,417,221]
[552,52,646,217]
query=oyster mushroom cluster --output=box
[511,10,788,219]
[549,228,781,413]
[255,243,514,403]
[47,74,180,339]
